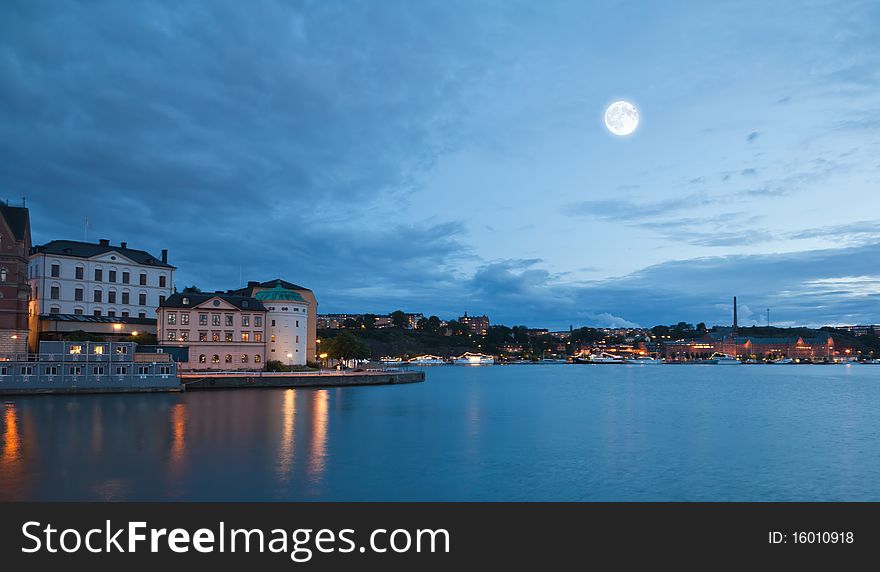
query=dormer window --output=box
[242,301,249,308]
[182,297,190,305]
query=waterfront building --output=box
[157,292,266,371]
[0,203,32,355]
[459,312,490,336]
[0,340,179,395]
[28,239,174,349]
[254,281,309,366]
[660,333,835,361]
[228,279,317,363]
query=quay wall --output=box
[182,370,424,390]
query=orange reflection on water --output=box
[2,403,20,464]
[308,390,328,480]
[276,390,296,483]
[169,403,187,472]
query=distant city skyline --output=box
[2,1,879,330]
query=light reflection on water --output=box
[1,365,879,501]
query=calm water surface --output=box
[1,364,878,501]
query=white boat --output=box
[625,356,663,365]
[408,355,446,365]
[586,352,626,364]
[540,358,568,364]
[452,352,495,365]
[771,357,793,364]
[380,356,405,365]
[709,352,740,365]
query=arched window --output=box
[212,354,220,364]
[254,354,262,364]
[0,267,7,282]
[225,354,232,363]
[199,354,206,364]
[241,354,249,363]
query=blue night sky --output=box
[2,1,879,329]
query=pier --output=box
[180,369,425,390]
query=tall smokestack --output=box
[733,296,738,332]
[161,249,168,264]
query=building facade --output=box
[255,281,309,366]
[157,292,266,371]
[459,312,490,336]
[229,279,317,363]
[28,239,174,350]
[0,203,32,355]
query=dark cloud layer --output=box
[1,1,878,328]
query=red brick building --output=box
[0,203,32,355]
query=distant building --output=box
[459,312,490,336]
[28,238,174,349]
[228,279,317,363]
[157,292,266,371]
[0,203,32,355]
[660,333,835,361]
[837,325,879,336]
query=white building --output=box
[254,281,309,365]
[28,239,175,345]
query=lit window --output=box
[199,354,206,363]
[69,345,82,354]
[271,335,276,343]
[241,332,249,342]
[199,331,208,342]
[241,354,249,363]
[254,332,262,343]
[225,332,233,342]
[212,355,220,364]
[254,355,262,363]
[94,346,104,355]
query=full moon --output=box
[604,100,639,136]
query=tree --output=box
[325,333,370,363]
[182,285,202,293]
[390,310,408,329]
[361,314,378,330]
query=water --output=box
[2,364,878,501]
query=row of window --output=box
[197,354,262,364]
[2,365,171,376]
[166,330,263,343]
[167,313,263,327]
[48,307,148,319]
[46,264,167,287]
[266,306,304,312]
[49,286,162,306]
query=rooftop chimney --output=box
[99,239,110,246]
[161,249,168,264]
[120,241,127,249]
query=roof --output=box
[253,280,306,302]
[160,292,266,311]
[32,239,174,268]
[40,314,157,325]
[0,204,30,241]
[228,278,312,296]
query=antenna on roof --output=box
[22,196,26,207]
[84,216,92,242]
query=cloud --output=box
[746,131,761,143]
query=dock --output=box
[180,369,425,390]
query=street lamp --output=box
[319,352,328,371]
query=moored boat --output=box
[625,356,663,364]
[408,355,446,366]
[452,352,495,365]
